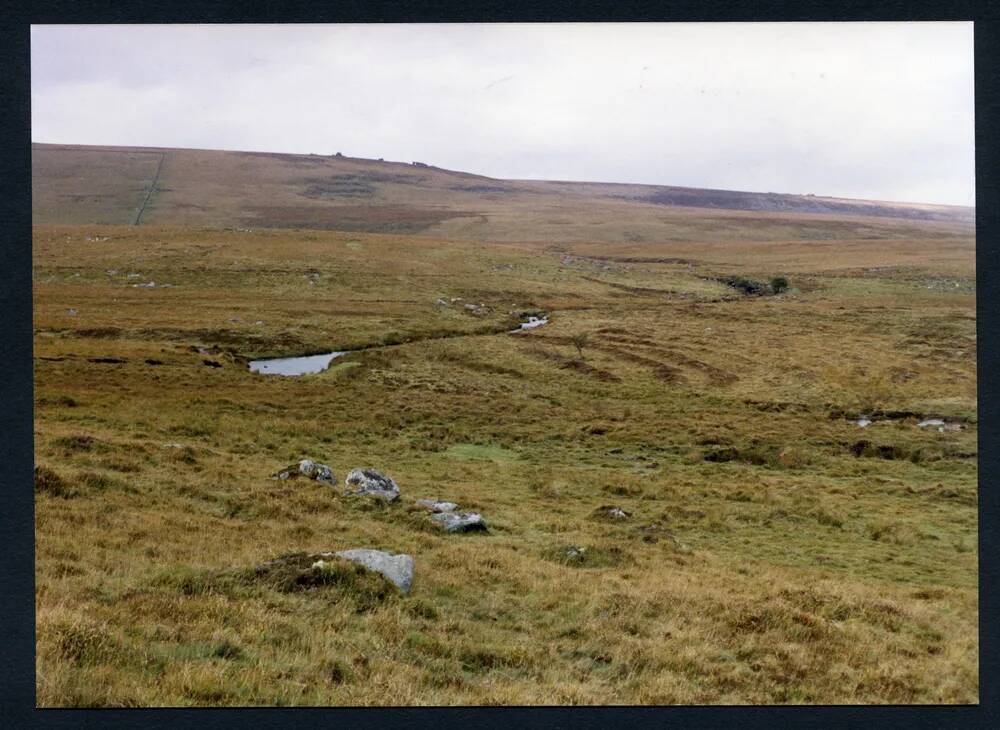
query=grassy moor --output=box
[32,144,976,706]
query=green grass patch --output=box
[444,443,521,463]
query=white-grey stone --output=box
[297,459,336,483]
[345,468,400,502]
[331,548,414,594]
[431,511,487,533]
[416,498,458,513]
[274,458,337,484]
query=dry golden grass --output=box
[34,222,976,706]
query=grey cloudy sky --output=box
[31,23,975,206]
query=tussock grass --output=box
[33,224,976,705]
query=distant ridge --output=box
[32,143,974,239]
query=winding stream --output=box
[249,314,550,376]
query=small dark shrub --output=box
[211,640,243,660]
[703,446,740,462]
[405,598,440,620]
[37,394,79,408]
[771,276,790,294]
[325,659,352,683]
[55,621,121,666]
[78,471,129,492]
[53,434,102,454]
[34,465,75,498]
[720,276,767,295]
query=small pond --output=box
[249,351,346,376]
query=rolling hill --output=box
[32,143,974,243]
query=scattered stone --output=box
[67,308,77,316]
[332,548,414,594]
[345,468,400,502]
[274,458,337,485]
[431,511,487,533]
[592,505,631,521]
[564,546,587,562]
[416,498,458,513]
[436,298,449,306]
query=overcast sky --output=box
[31,23,975,206]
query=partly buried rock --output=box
[592,505,631,521]
[416,498,458,513]
[253,549,414,596]
[275,459,337,485]
[330,548,414,594]
[431,511,488,533]
[344,468,400,502]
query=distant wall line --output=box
[133,153,166,226]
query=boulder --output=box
[345,468,400,502]
[431,511,487,533]
[274,459,337,485]
[332,548,414,594]
[252,550,412,596]
[416,498,458,513]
